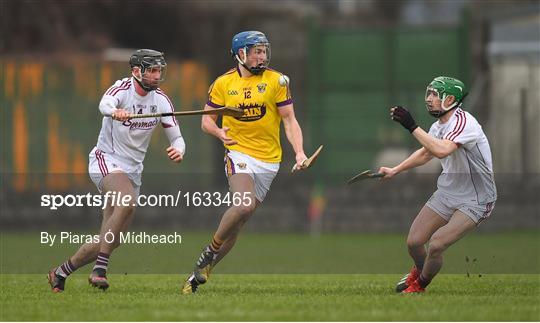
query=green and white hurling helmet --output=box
[425,76,468,118]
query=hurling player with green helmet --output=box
[377,76,497,293]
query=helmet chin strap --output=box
[429,106,456,118]
[441,94,459,111]
[428,94,459,118]
[132,70,155,92]
[235,48,265,75]
[235,54,249,71]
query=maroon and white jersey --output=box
[428,108,497,204]
[95,77,184,165]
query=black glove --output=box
[391,106,418,133]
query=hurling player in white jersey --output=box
[377,76,497,294]
[48,49,186,292]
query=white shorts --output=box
[88,147,143,196]
[224,150,279,202]
[426,190,496,225]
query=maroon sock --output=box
[55,259,77,278]
[93,252,110,275]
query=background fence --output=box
[1,0,538,233]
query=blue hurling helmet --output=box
[231,31,271,75]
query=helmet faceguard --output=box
[425,76,468,118]
[231,31,271,75]
[129,49,167,92]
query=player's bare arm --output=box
[411,127,458,158]
[387,76,497,294]
[279,104,307,169]
[201,104,237,145]
[378,147,433,179]
[183,31,303,294]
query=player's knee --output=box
[407,239,423,249]
[406,235,426,249]
[235,203,256,218]
[113,204,135,222]
[236,204,255,217]
[235,197,257,216]
[427,238,447,256]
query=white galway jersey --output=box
[96,77,178,164]
[428,108,497,204]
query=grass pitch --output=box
[1,274,539,321]
[1,231,539,320]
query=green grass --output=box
[1,231,539,320]
[2,231,539,274]
[1,274,539,321]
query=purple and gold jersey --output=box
[207,67,292,163]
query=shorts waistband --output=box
[92,147,141,167]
